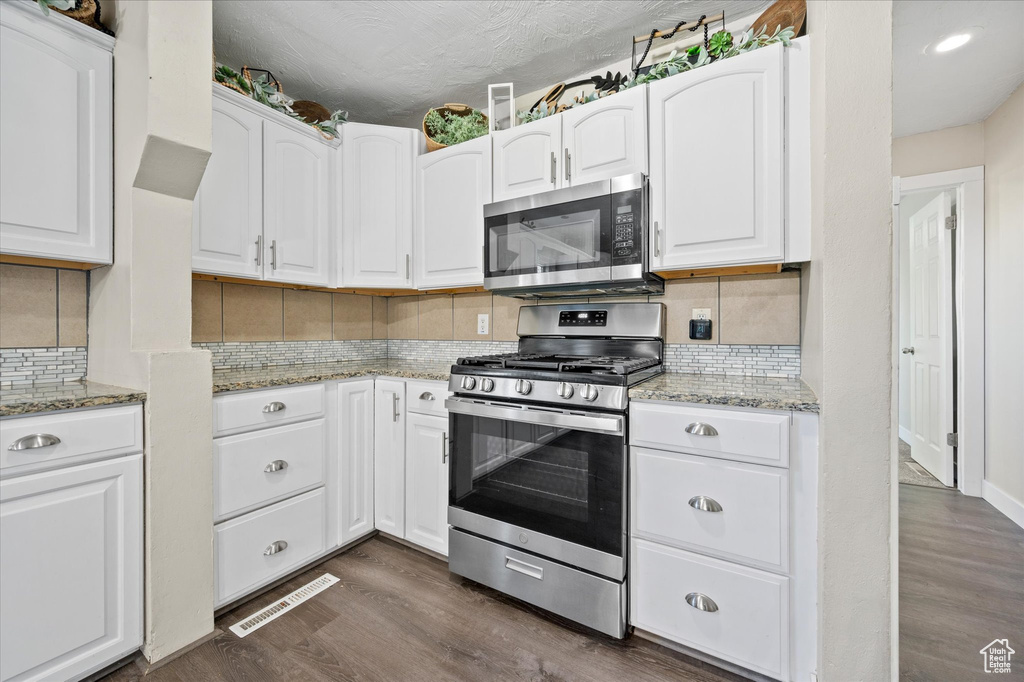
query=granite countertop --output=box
[0,381,146,417]
[628,372,820,413]
[212,358,454,393]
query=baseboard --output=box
[632,628,773,682]
[982,479,1024,529]
[898,425,911,443]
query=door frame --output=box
[892,166,984,496]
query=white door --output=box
[341,124,416,288]
[193,92,264,278]
[373,379,406,536]
[404,412,449,555]
[0,454,142,682]
[650,43,784,269]
[338,379,375,544]
[0,4,112,263]
[908,194,954,486]
[414,136,491,288]
[263,122,331,286]
[492,116,562,201]
[561,85,647,186]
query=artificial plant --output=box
[423,108,488,146]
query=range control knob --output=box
[460,376,477,390]
[580,385,599,402]
[480,378,495,393]
[556,382,574,399]
[514,379,533,395]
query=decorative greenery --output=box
[423,108,488,146]
[708,29,734,58]
[36,0,74,16]
[214,65,348,138]
[516,101,559,125]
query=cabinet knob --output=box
[264,460,288,473]
[684,422,718,437]
[684,592,719,613]
[8,433,61,451]
[263,540,289,556]
[688,495,724,513]
[263,401,287,413]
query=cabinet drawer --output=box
[632,448,788,571]
[630,402,789,467]
[214,487,326,606]
[214,419,326,521]
[0,405,142,475]
[405,379,450,417]
[631,539,789,680]
[213,384,324,436]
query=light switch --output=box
[477,313,489,335]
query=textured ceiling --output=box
[212,0,772,128]
[893,0,1024,137]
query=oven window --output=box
[486,196,612,278]
[449,412,624,557]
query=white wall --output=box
[804,1,894,679]
[892,122,984,178]
[982,85,1024,521]
[87,0,216,664]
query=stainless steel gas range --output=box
[445,302,665,638]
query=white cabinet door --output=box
[0,4,112,263]
[491,116,561,201]
[263,122,331,286]
[0,454,141,682]
[373,379,406,536]
[561,85,647,187]
[192,91,264,278]
[341,124,416,288]
[414,136,491,289]
[650,43,784,269]
[339,379,375,544]
[405,412,449,556]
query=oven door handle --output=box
[444,397,624,436]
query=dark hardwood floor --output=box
[101,484,1024,681]
[103,537,744,682]
[899,484,1024,681]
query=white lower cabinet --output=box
[629,401,818,682]
[338,379,375,544]
[0,407,142,682]
[373,379,406,536]
[404,412,449,555]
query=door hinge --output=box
[945,215,957,230]
[947,432,958,447]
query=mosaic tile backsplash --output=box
[1,347,88,388]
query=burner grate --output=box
[457,353,658,376]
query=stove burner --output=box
[456,353,659,376]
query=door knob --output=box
[901,347,915,355]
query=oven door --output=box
[445,396,626,580]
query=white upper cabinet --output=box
[0,3,112,264]
[193,92,264,278]
[491,116,562,202]
[649,43,785,269]
[414,136,491,289]
[341,124,417,288]
[263,122,331,286]
[561,85,647,186]
[404,412,449,556]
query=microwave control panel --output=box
[611,188,643,267]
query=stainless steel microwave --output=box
[483,173,663,299]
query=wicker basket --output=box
[421,103,488,152]
[292,100,331,124]
[55,0,113,35]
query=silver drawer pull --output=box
[8,433,61,451]
[684,422,718,437]
[264,460,288,473]
[685,592,719,613]
[263,540,288,556]
[505,556,543,580]
[688,495,724,513]
[419,391,435,401]
[263,401,286,413]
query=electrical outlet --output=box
[477,313,489,335]
[692,308,711,321]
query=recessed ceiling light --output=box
[935,33,971,52]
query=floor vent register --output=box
[229,573,340,638]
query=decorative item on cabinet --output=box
[631,13,721,77]
[38,0,113,35]
[752,0,807,38]
[487,83,514,132]
[422,104,488,151]
[292,99,331,124]
[518,70,626,124]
